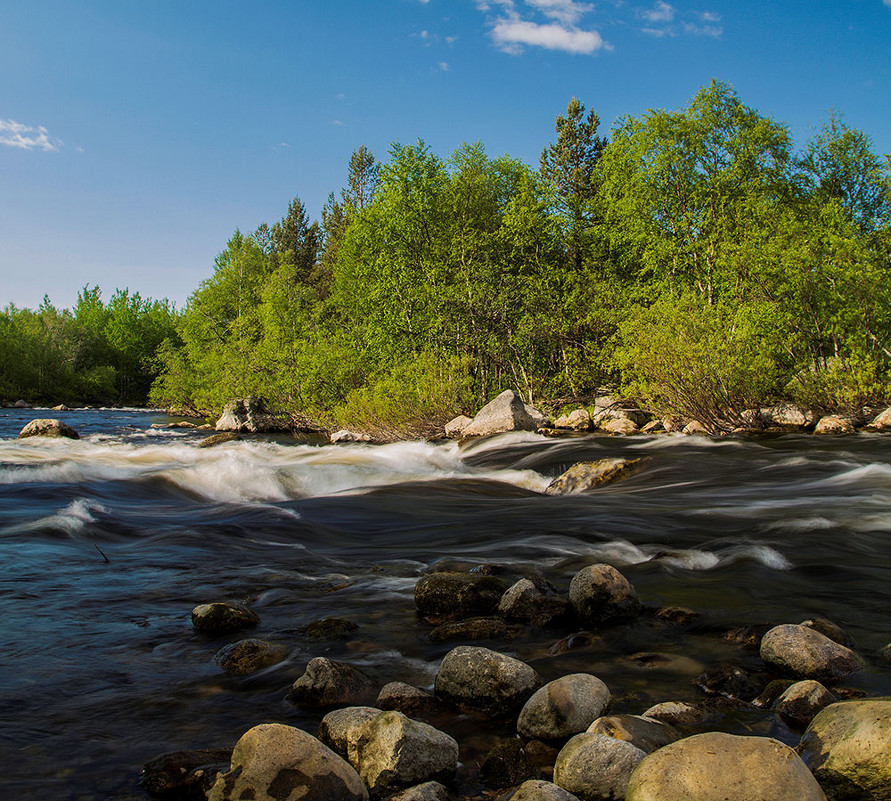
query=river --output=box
[1,408,890,799]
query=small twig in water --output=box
[94,544,110,563]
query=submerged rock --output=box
[568,563,642,624]
[760,624,864,682]
[18,418,79,439]
[545,458,645,495]
[461,390,549,437]
[287,657,377,708]
[428,616,523,643]
[212,638,288,676]
[799,698,891,800]
[553,732,645,801]
[300,616,359,639]
[696,664,763,702]
[625,732,826,801]
[142,748,232,799]
[191,602,259,635]
[435,645,541,718]
[414,571,506,621]
[517,674,612,741]
[206,723,368,801]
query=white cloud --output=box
[0,118,61,152]
[641,26,675,37]
[641,1,675,23]
[492,19,604,53]
[525,0,593,26]
[682,20,723,37]
[332,119,345,127]
[438,61,450,71]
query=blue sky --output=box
[2,0,890,310]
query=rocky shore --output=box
[144,559,891,801]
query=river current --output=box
[1,408,890,799]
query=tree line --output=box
[5,81,890,431]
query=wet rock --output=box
[586,715,681,754]
[479,738,535,789]
[434,645,541,718]
[376,682,440,717]
[191,602,259,635]
[510,780,581,800]
[640,701,708,727]
[212,638,288,676]
[461,390,549,437]
[760,624,865,682]
[625,732,826,801]
[331,429,373,443]
[206,723,367,801]
[545,458,645,495]
[799,698,891,800]
[773,680,837,728]
[52,403,70,411]
[880,643,891,664]
[517,674,612,741]
[142,748,232,799]
[387,782,452,801]
[428,616,523,643]
[553,732,645,801]
[753,679,797,709]
[287,657,377,708]
[354,710,458,797]
[444,415,473,438]
[18,418,80,439]
[554,409,592,431]
[498,579,572,627]
[620,651,704,674]
[801,617,855,649]
[696,664,762,702]
[300,616,360,639]
[814,415,855,435]
[724,623,776,648]
[654,606,699,625]
[319,706,382,765]
[568,563,641,625]
[198,432,240,448]
[414,571,506,621]
[215,397,288,433]
[548,631,599,656]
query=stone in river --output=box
[414,571,506,621]
[772,680,837,728]
[386,782,452,801]
[800,616,856,649]
[510,780,582,800]
[319,706,383,765]
[212,638,288,676]
[376,682,440,717]
[586,714,681,753]
[546,458,644,495]
[568,563,642,624]
[287,657,377,708]
[553,732,645,801]
[760,624,864,682]
[142,748,232,798]
[428,616,523,643]
[18,418,80,439]
[498,578,572,627]
[191,602,259,635]
[461,389,549,437]
[517,674,612,741]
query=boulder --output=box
[331,429,373,443]
[517,674,612,741]
[206,723,368,801]
[798,698,891,800]
[18,418,80,440]
[376,682,440,717]
[354,710,458,796]
[546,458,645,495]
[760,624,864,682]
[212,638,288,675]
[640,419,664,434]
[191,602,259,635]
[13,399,30,408]
[553,732,645,801]
[682,420,709,435]
[428,616,523,643]
[52,404,70,411]
[444,415,473,438]
[414,571,506,621]
[625,732,826,801]
[801,617,856,649]
[511,780,581,800]
[641,701,709,727]
[867,406,891,430]
[568,564,641,624]
[434,645,541,718]
[498,578,571,627]
[762,403,818,428]
[387,782,452,801]
[601,417,639,435]
[319,706,382,765]
[215,397,289,433]
[479,738,535,789]
[773,680,837,728]
[554,408,593,431]
[586,715,681,753]
[654,605,699,625]
[287,657,377,708]
[695,664,762,702]
[142,748,232,799]
[461,390,549,437]
[814,415,855,435]
[198,432,240,448]
[300,616,359,639]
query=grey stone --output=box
[215,397,289,433]
[191,602,259,635]
[414,571,506,621]
[444,415,473,437]
[376,682,439,717]
[212,638,288,676]
[586,714,681,753]
[387,782,452,801]
[517,674,612,740]
[773,680,837,728]
[553,732,645,801]
[814,415,855,435]
[568,564,641,624]
[554,409,593,430]
[18,418,79,439]
[760,624,864,682]
[462,390,548,437]
[287,657,377,708]
[318,706,382,765]
[510,780,581,800]
[498,579,571,627]
[640,701,708,727]
[546,459,645,495]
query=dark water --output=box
[2,408,890,799]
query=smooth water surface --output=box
[1,408,890,798]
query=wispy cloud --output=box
[0,118,61,152]
[641,1,675,24]
[477,0,606,55]
[639,6,722,38]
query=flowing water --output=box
[2,408,890,799]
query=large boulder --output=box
[215,397,289,433]
[586,715,681,753]
[18,418,79,439]
[444,415,473,438]
[191,602,260,635]
[762,403,818,428]
[353,711,458,796]
[554,409,593,431]
[553,733,646,801]
[814,415,855,435]
[773,680,838,728]
[414,571,506,621]
[568,564,641,624]
[546,459,644,495]
[434,645,541,717]
[760,624,864,682]
[798,698,891,800]
[625,732,825,801]
[517,674,612,740]
[287,657,377,708]
[461,390,548,437]
[206,723,368,801]
[867,407,891,430]
[601,417,639,435]
[319,707,382,765]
